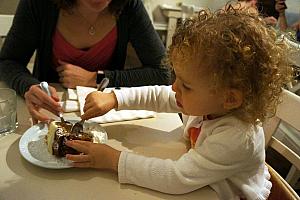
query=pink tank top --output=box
[52,26,117,71]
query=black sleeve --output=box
[104,0,172,87]
[0,0,40,96]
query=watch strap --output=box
[96,70,105,84]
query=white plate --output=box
[19,120,108,169]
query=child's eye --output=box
[182,83,191,90]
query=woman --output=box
[236,0,288,30]
[0,0,171,123]
[257,0,288,30]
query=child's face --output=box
[171,60,227,117]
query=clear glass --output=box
[0,88,17,136]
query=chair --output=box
[0,14,14,47]
[263,89,300,199]
[0,14,35,72]
[280,34,300,93]
[267,163,299,200]
[160,4,201,48]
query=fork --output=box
[39,82,67,124]
[71,78,110,133]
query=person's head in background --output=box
[168,6,292,125]
[237,0,283,17]
[238,0,257,8]
[52,0,128,16]
[236,0,286,27]
[256,0,280,19]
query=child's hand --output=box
[65,140,121,171]
[81,91,118,120]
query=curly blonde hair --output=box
[167,5,292,125]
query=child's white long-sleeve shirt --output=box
[114,86,271,200]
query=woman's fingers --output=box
[29,93,58,113]
[48,86,60,101]
[25,84,62,123]
[34,87,61,109]
[25,101,50,122]
[58,59,68,66]
[32,117,39,125]
[30,108,51,122]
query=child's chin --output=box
[181,110,188,115]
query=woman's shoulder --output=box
[20,0,56,13]
[121,0,144,14]
[23,0,55,7]
[15,0,57,21]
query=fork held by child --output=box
[71,78,110,133]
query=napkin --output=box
[59,100,80,113]
[67,88,78,100]
[76,86,156,123]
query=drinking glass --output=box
[0,88,17,135]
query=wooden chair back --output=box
[263,89,300,199]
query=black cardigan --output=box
[0,0,171,96]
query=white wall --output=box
[285,0,300,25]
[147,0,300,25]
[0,0,18,14]
[146,0,228,24]
[0,0,299,25]
[286,0,300,14]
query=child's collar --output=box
[205,112,229,120]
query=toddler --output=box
[66,6,292,200]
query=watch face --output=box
[96,71,105,84]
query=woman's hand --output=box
[275,0,287,15]
[81,91,118,120]
[275,0,288,31]
[56,60,97,88]
[65,140,121,172]
[24,84,62,124]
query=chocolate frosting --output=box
[52,122,93,157]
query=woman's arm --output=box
[0,0,40,96]
[104,0,172,87]
[275,0,288,31]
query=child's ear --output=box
[223,89,243,110]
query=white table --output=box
[0,82,218,200]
